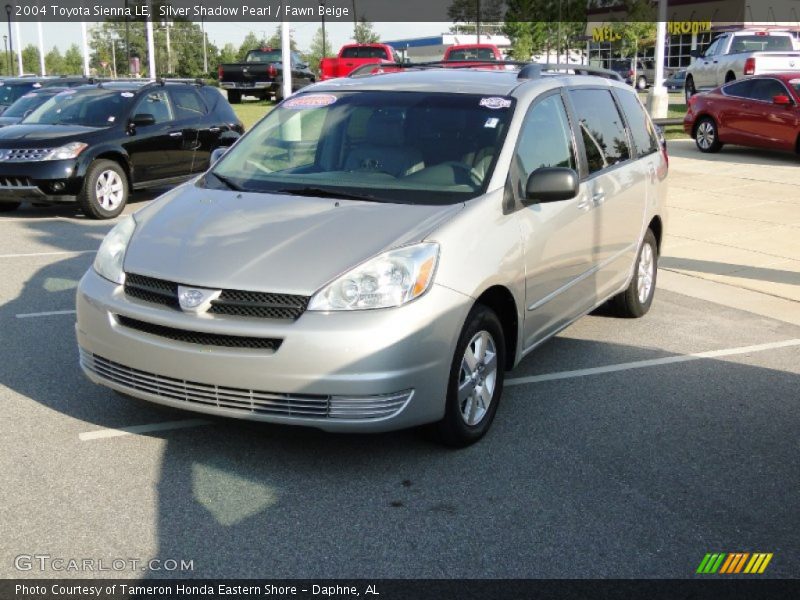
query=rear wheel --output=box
[684,76,696,103]
[227,90,241,104]
[695,116,723,153]
[78,159,128,220]
[433,305,506,447]
[610,229,658,318]
[0,202,20,212]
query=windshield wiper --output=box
[275,187,382,202]
[208,171,243,191]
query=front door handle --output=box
[577,195,592,211]
[592,191,606,206]
[208,127,221,133]
[169,131,183,137]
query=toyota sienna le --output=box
[77,65,668,446]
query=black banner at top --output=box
[6,0,800,23]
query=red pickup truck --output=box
[320,44,401,80]
[442,44,504,67]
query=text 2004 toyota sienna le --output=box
[77,67,667,446]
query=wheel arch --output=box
[90,149,133,189]
[647,215,664,254]
[475,285,519,371]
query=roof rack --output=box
[348,60,623,83]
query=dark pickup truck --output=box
[218,48,315,103]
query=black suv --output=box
[0,80,244,219]
[0,76,88,114]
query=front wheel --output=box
[636,76,647,90]
[433,305,506,447]
[78,159,128,220]
[610,229,658,318]
[695,116,723,153]
[684,76,696,103]
[0,201,20,213]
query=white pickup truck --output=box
[685,31,800,101]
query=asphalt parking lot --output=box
[1,154,799,579]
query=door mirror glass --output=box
[524,168,579,205]
[773,94,792,106]
[131,113,156,127]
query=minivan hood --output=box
[0,124,108,145]
[124,184,463,296]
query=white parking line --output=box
[506,339,800,387]
[15,310,76,319]
[0,250,95,259]
[79,419,212,441]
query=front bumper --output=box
[76,269,472,433]
[0,159,82,202]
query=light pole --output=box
[2,35,7,76]
[476,0,481,44]
[124,0,130,75]
[4,5,13,75]
[321,1,327,57]
[201,15,208,73]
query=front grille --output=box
[124,273,309,320]
[80,350,412,420]
[0,148,49,162]
[0,175,33,187]
[116,315,282,351]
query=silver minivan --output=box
[77,66,668,446]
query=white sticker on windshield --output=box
[107,116,116,122]
[33,83,42,88]
[283,94,337,109]
[22,93,36,99]
[121,92,134,98]
[484,117,500,129]
[480,97,511,109]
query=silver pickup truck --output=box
[685,30,800,101]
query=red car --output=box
[684,73,800,154]
[442,44,504,69]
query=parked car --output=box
[320,44,400,80]
[0,76,87,115]
[442,44,504,67]
[684,73,800,154]
[218,48,315,103]
[664,69,687,91]
[685,30,800,101]
[0,81,243,218]
[609,58,667,89]
[77,66,667,446]
[0,86,68,127]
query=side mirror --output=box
[130,113,156,127]
[210,147,228,165]
[773,94,792,106]
[524,167,579,205]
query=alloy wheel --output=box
[637,242,655,305]
[95,170,124,210]
[458,330,498,426]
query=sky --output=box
[9,21,451,57]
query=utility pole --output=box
[164,21,172,75]
[201,15,208,73]
[476,0,481,44]
[80,21,90,76]
[37,18,45,75]
[125,0,130,75]
[146,5,155,79]
[4,5,13,76]
[110,32,117,78]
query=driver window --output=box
[515,94,576,196]
[704,38,721,57]
[133,90,173,125]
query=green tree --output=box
[265,26,299,52]
[610,0,657,61]
[353,18,379,44]
[45,47,65,75]
[237,32,262,61]
[448,0,506,35]
[504,1,588,61]
[21,45,41,75]
[306,27,334,76]
[219,42,237,65]
[63,44,85,75]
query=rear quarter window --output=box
[615,89,659,157]
[568,88,631,175]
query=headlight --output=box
[93,215,136,284]
[308,243,439,311]
[41,142,88,161]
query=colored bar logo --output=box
[697,553,773,574]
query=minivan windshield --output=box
[208,91,514,205]
[23,89,130,128]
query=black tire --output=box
[433,304,506,447]
[274,85,285,103]
[0,201,20,212]
[610,229,658,318]
[227,90,241,104]
[684,76,696,103]
[77,159,128,220]
[694,116,723,153]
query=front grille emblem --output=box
[178,286,221,314]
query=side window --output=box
[704,38,721,57]
[723,79,755,98]
[749,78,789,102]
[569,88,630,174]
[133,90,172,124]
[514,94,576,195]
[615,90,659,157]
[169,88,207,120]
